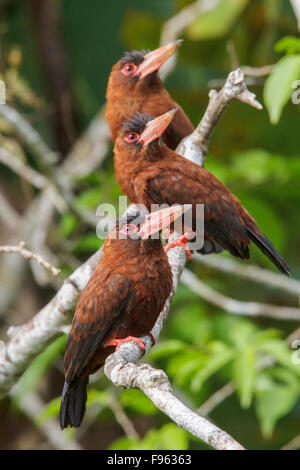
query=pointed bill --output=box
[139,204,192,240]
[134,40,183,80]
[138,109,177,146]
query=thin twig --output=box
[195,253,300,297]
[181,269,300,321]
[0,241,61,277]
[176,68,263,165]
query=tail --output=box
[59,376,89,429]
[246,227,290,276]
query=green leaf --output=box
[158,423,189,450]
[72,233,102,253]
[275,36,300,55]
[36,397,61,425]
[148,340,186,360]
[255,369,300,438]
[191,342,234,392]
[233,344,256,408]
[259,339,300,376]
[86,389,110,407]
[12,336,67,408]
[59,213,79,238]
[187,0,249,40]
[264,55,300,124]
[119,390,158,415]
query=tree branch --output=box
[181,269,300,321]
[194,253,300,297]
[0,241,61,277]
[176,68,262,165]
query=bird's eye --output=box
[124,132,139,143]
[121,224,139,237]
[121,63,137,76]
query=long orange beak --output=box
[138,109,177,146]
[138,204,191,240]
[133,40,183,80]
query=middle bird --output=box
[113,110,290,276]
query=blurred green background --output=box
[0,0,300,450]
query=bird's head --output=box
[107,40,183,95]
[106,205,187,253]
[115,109,177,160]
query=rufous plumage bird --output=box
[105,40,194,150]
[60,205,187,429]
[106,42,224,256]
[113,110,290,276]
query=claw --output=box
[164,233,193,261]
[108,336,146,351]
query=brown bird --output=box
[105,40,194,150]
[106,42,223,256]
[113,110,290,276]
[60,205,187,429]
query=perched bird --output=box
[113,110,290,276]
[60,205,187,429]
[105,40,194,149]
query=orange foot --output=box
[108,336,146,352]
[164,233,193,261]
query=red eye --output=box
[124,132,139,143]
[121,224,138,236]
[121,63,137,76]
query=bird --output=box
[105,40,194,150]
[106,42,224,256]
[59,205,187,429]
[113,110,290,276]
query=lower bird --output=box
[60,205,187,429]
[113,110,290,276]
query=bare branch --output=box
[176,68,262,165]
[281,433,300,450]
[290,0,300,31]
[109,393,139,440]
[0,190,20,229]
[181,269,300,321]
[0,241,61,277]
[11,391,82,450]
[0,103,58,166]
[104,346,244,450]
[62,108,111,179]
[195,253,300,297]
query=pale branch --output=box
[10,390,82,450]
[159,0,222,80]
[181,269,300,321]
[0,241,61,277]
[176,68,263,165]
[281,433,300,451]
[0,146,66,213]
[290,0,300,31]
[109,393,140,440]
[0,190,20,230]
[241,64,275,78]
[0,103,58,166]
[0,247,102,396]
[197,327,300,417]
[104,346,244,450]
[194,253,300,297]
[62,107,111,179]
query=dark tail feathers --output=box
[60,376,88,429]
[246,227,290,276]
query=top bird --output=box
[105,40,194,149]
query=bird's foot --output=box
[108,336,145,352]
[147,332,155,346]
[164,233,193,261]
